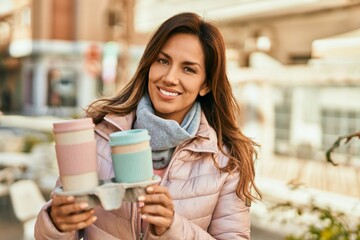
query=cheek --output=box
[148,65,162,82]
[191,80,207,93]
[148,67,155,82]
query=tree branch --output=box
[326,131,360,166]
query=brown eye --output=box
[158,58,169,65]
[184,66,196,73]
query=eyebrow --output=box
[159,51,202,69]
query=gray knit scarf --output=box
[133,94,201,169]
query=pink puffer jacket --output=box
[34,111,250,240]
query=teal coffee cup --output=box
[109,129,153,183]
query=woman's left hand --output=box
[138,185,174,236]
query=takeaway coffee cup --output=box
[109,129,153,183]
[53,118,98,191]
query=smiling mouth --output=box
[159,88,180,97]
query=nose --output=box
[162,66,179,85]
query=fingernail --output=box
[92,216,97,222]
[80,203,89,209]
[141,214,147,219]
[138,195,145,201]
[67,196,74,201]
[146,187,153,193]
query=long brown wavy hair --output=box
[86,12,261,202]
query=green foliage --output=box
[22,132,53,153]
[271,201,360,240]
[270,131,360,240]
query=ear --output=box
[199,81,211,97]
[199,83,211,96]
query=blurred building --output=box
[0,0,144,117]
[1,0,359,196]
[136,0,360,64]
[0,0,359,237]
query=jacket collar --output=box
[94,112,134,141]
[104,112,135,131]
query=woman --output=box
[35,12,261,239]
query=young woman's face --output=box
[148,33,209,124]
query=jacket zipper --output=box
[137,202,143,240]
[134,142,214,239]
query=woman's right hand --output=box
[49,195,97,232]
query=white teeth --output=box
[160,88,179,96]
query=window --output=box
[322,109,360,158]
[274,87,292,155]
[47,67,77,107]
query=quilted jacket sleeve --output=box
[207,171,250,239]
[147,171,250,240]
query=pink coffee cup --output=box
[53,118,98,191]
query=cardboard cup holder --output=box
[54,175,161,210]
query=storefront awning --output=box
[312,28,360,59]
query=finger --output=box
[146,185,172,199]
[140,204,174,218]
[143,186,173,208]
[141,193,174,210]
[57,209,95,225]
[57,214,97,232]
[52,195,75,207]
[51,208,95,231]
[141,213,173,229]
[53,201,90,216]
